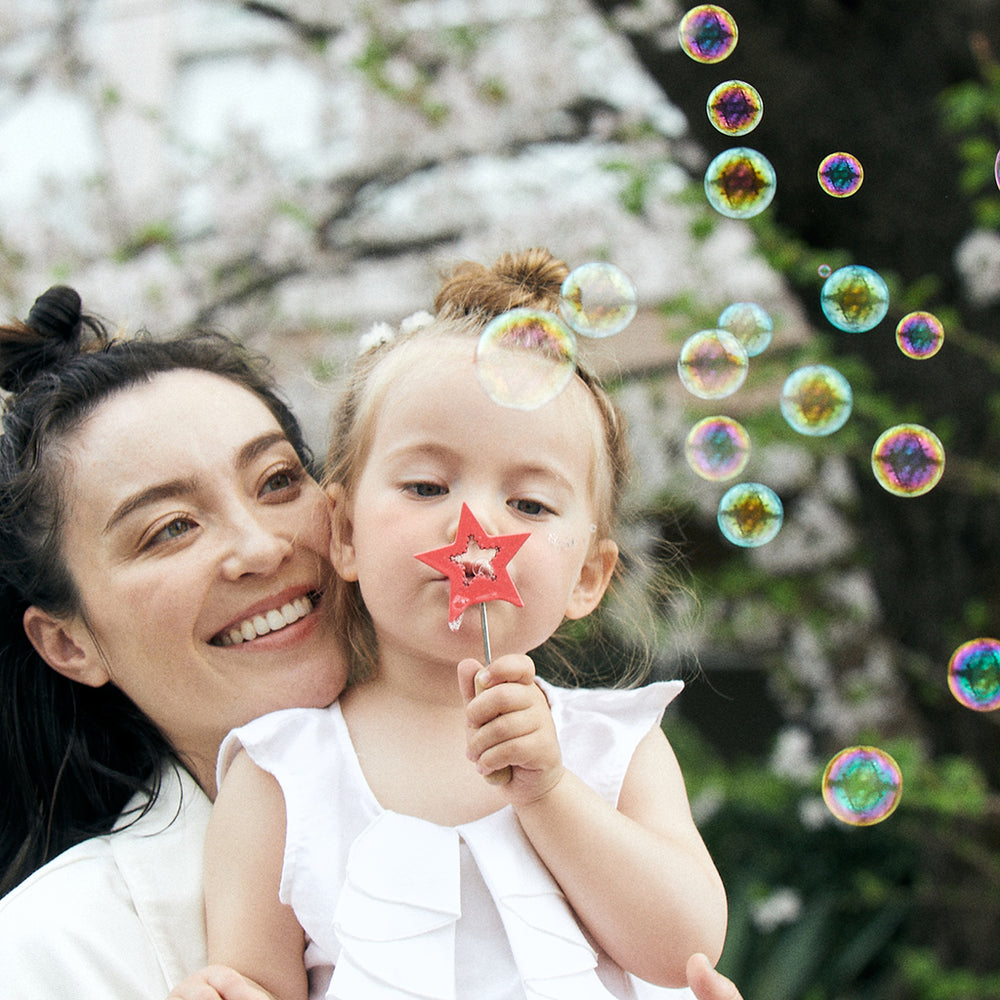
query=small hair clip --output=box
[399,310,435,335]
[358,321,396,353]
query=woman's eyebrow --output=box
[103,432,291,534]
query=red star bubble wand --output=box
[415,503,530,785]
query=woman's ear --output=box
[325,482,359,582]
[22,607,112,688]
[564,538,618,621]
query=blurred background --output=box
[1,1,999,996]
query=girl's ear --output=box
[22,607,112,688]
[325,482,359,582]
[564,538,618,621]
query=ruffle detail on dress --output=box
[460,810,619,1000]
[330,812,461,999]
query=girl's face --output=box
[333,339,617,668]
[25,370,347,794]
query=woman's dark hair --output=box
[0,286,314,895]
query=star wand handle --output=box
[474,602,512,786]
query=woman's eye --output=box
[147,517,195,548]
[510,498,550,517]
[406,482,446,498]
[261,466,303,497]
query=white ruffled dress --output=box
[218,678,695,1000]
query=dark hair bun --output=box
[0,285,94,393]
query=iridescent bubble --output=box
[706,80,762,136]
[685,416,751,481]
[818,264,832,278]
[995,148,999,191]
[820,264,890,332]
[817,152,864,198]
[704,147,776,219]
[679,5,738,64]
[948,638,1000,712]
[871,423,945,497]
[475,308,577,410]
[559,262,638,339]
[822,746,902,826]
[780,364,853,437]
[895,311,944,360]
[717,482,783,547]
[717,301,773,356]
[678,328,749,399]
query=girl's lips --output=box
[211,589,322,647]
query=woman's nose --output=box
[220,510,293,579]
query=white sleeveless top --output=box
[218,679,695,1000]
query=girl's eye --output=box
[406,482,447,498]
[510,498,551,517]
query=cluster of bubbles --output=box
[474,262,638,410]
[817,152,864,198]
[821,746,903,826]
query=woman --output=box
[0,286,744,1000]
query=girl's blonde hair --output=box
[326,248,676,686]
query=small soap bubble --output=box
[818,264,832,278]
[707,80,763,136]
[820,265,890,332]
[822,746,902,826]
[780,365,853,437]
[685,416,751,481]
[817,152,864,198]
[717,301,773,356]
[995,148,999,191]
[948,638,1000,711]
[475,308,577,410]
[871,423,945,497]
[895,311,944,359]
[678,328,749,399]
[679,5,738,63]
[717,482,783,547]
[559,262,638,338]
[704,147,776,219]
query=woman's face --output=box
[29,369,347,794]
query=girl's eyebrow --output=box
[103,432,290,534]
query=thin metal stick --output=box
[480,601,492,665]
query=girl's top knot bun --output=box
[0,285,107,394]
[434,247,570,319]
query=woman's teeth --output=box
[215,594,314,646]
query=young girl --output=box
[173,249,727,1000]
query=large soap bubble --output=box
[717,482,783,547]
[559,262,637,338]
[780,364,853,436]
[717,301,772,356]
[707,80,762,136]
[948,638,1000,712]
[871,423,945,497]
[822,746,902,826]
[679,5,738,63]
[820,264,890,332]
[685,416,750,481]
[704,147,776,219]
[677,328,749,399]
[475,309,577,410]
[817,152,864,197]
[895,311,944,360]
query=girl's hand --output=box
[458,654,564,805]
[686,954,743,1000]
[167,965,279,1000]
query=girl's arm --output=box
[461,655,726,989]
[200,750,310,1000]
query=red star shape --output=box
[415,503,531,624]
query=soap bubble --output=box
[780,365,853,436]
[871,424,945,497]
[895,311,944,359]
[818,264,832,278]
[707,80,763,136]
[678,328,749,399]
[948,638,1000,712]
[679,5,738,63]
[820,265,890,332]
[995,148,999,191]
[685,416,751,481]
[559,262,637,338]
[717,301,773,356]
[817,152,864,197]
[822,746,902,826]
[704,147,776,219]
[475,309,577,410]
[717,482,783,547]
